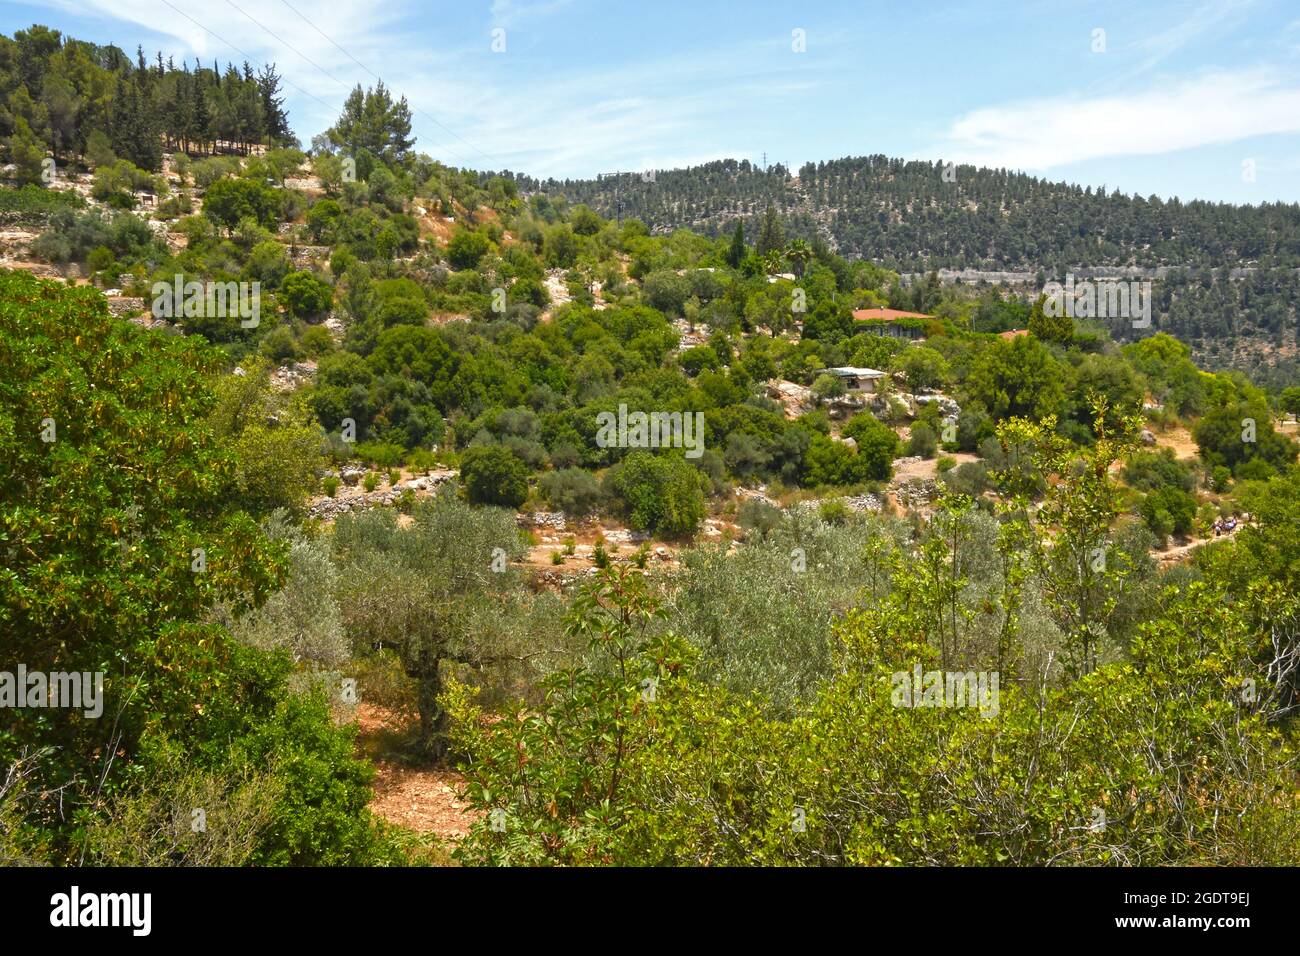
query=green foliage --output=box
[966,334,1065,421]
[1026,294,1073,344]
[326,81,414,166]
[0,271,384,862]
[450,424,1300,867]
[893,345,950,391]
[605,451,707,536]
[539,466,604,516]
[203,175,283,231]
[906,421,938,458]
[446,228,491,270]
[1140,485,1197,540]
[331,494,549,756]
[460,444,529,508]
[1194,401,1297,475]
[1121,448,1194,492]
[208,359,325,514]
[840,412,900,480]
[279,270,334,318]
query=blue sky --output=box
[7,0,1300,203]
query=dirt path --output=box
[353,702,479,841]
[1154,526,1240,567]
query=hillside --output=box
[4,21,1300,874]
[520,157,1300,383]
[522,155,1300,271]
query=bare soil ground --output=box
[1154,523,1240,568]
[1154,424,1199,460]
[352,701,479,841]
[892,451,979,482]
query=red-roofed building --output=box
[852,308,932,340]
[999,329,1029,340]
[851,308,933,322]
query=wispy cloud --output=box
[934,68,1300,171]
[1129,0,1256,74]
[489,0,574,28]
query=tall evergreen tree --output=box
[726,219,745,268]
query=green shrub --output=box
[1140,486,1197,541]
[540,467,604,517]
[605,451,707,536]
[906,421,938,459]
[460,445,529,508]
[280,270,334,318]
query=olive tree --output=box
[331,490,542,757]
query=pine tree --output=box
[755,203,784,257]
[725,220,745,268]
[257,63,290,144]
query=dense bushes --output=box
[0,271,389,864]
[1140,485,1197,541]
[460,444,529,508]
[605,451,707,535]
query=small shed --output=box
[818,367,886,394]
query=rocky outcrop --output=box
[270,360,317,392]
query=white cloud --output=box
[935,69,1300,171]
[489,0,574,28]
[1130,0,1256,74]
[18,0,835,175]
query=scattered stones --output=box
[323,310,347,344]
[601,527,651,545]
[913,393,961,418]
[843,493,883,512]
[672,317,708,350]
[518,511,567,531]
[107,295,146,318]
[891,476,937,509]
[309,468,455,519]
[308,487,401,520]
[289,244,331,267]
[270,360,317,392]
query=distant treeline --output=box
[524,155,1300,272]
[0,24,293,175]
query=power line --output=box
[221,0,474,167]
[156,0,340,120]
[223,0,353,93]
[275,0,494,168]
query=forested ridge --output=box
[525,155,1300,271]
[3,23,1300,869]
[522,158,1300,383]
